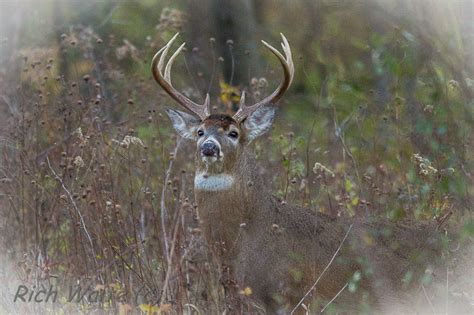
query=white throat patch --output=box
[194,172,234,191]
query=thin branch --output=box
[46,156,102,281]
[208,38,217,95]
[184,303,201,315]
[445,267,449,315]
[0,95,18,116]
[228,41,235,86]
[160,138,182,262]
[159,203,183,304]
[97,2,121,29]
[320,282,348,313]
[421,284,436,314]
[290,224,353,315]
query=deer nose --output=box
[201,141,219,157]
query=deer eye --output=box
[197,130,204,137]
[228,131,239,139]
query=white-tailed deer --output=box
[152,33,472,314]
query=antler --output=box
[233,33,294,123]
[151,33,210,120]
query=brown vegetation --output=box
[0,1,472,314]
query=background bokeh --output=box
[0,0,472,313]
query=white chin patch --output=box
[194,172,234,191]
[202,156,218,164]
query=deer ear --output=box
[166,109,200,140]
[244,106,276,142]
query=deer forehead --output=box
[202,114,239,131]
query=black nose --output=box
[201,141,219,157]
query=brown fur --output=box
[203,114,237,129]
[180,116,472,314]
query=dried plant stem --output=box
[159,204,183,304]
[304,77,328,205]
[228,42,235,86]
[160,138,182,262]
[445,267,449,315]
[421,284,436,314]
[290,224,353,315]
[284,136,294,200]
[320,282,348,313]
[208,37,217,95]
[46,156,102,281]
[184,303,201,315]
[304,118,317,204]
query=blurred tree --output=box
[186,0,259,113]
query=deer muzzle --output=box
[201,140,220,159]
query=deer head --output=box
[152,33,294,191]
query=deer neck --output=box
[194,172,235,191]
[194,150,268,258]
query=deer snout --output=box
[201,141,220,157]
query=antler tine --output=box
[233,33,294,123]
[152,33,210,120]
